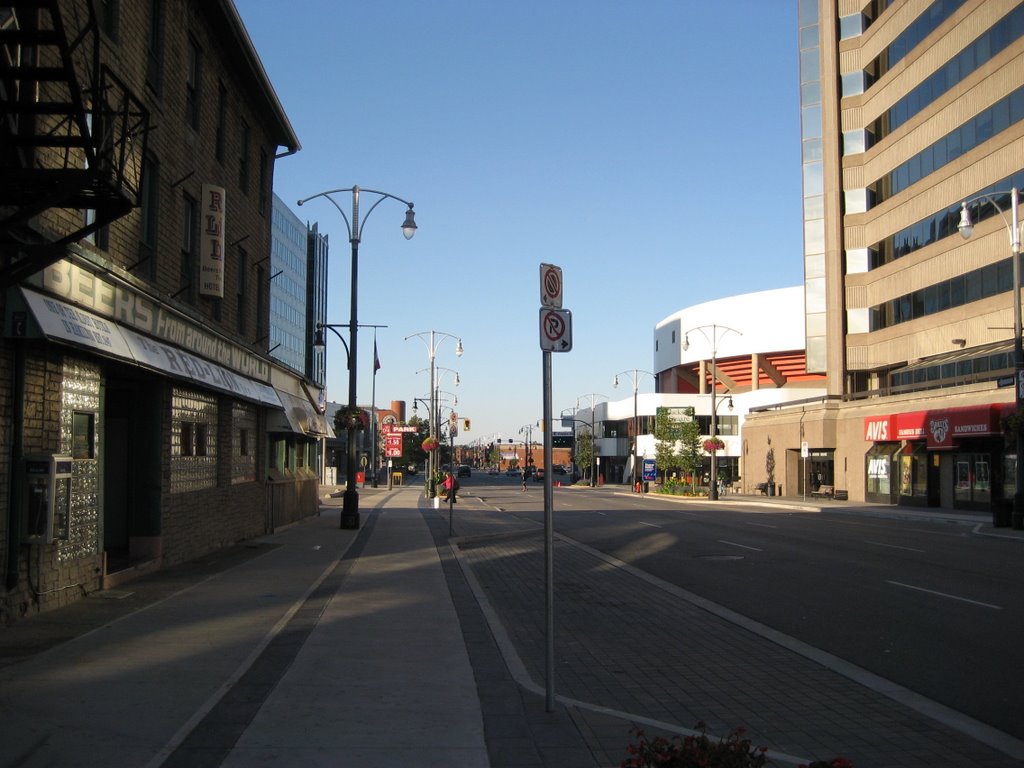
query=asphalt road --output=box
[463,475,1024,742]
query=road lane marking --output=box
[639,521,662,528]
[745,522,777,529]
[864,539,925,553]
[718,539,762,552]
[887,580,1002,610]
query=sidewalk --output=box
[0,485,1021,767]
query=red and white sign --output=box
[384,434,404,458]
[540,263,563,308]
[381,424,417,435]
[866,404,1008,449]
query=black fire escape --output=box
[0,1,149,288]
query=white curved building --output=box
[578,287,827,489]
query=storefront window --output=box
[898,444,928,499]
[954,452,991,504]
[866,443,898,500]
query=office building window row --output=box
[870,85,1024,206]
[867,169,1024,269]
[890,349,1011,393]
[864,0,966,88]
[868,253,1020,331]
[863,5,1024,147]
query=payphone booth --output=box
[22,454,72,543]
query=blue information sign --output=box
[642,458,657,482]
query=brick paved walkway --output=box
[455,528,1016,767]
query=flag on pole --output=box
[373,340,381,373]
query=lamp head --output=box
[454,373,461,386]
[613,375,620,389]
[401,205,417,240]
[682,334,690,351]
[727,396,734,412]
[412,400,418,414]
[313,327,326,350]
[455,339,464,357]
[957,202,974,240]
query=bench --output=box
[810,484,834,498]
[755,482,771,495]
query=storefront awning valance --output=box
[864,402,1014,450]
[267,391,332,437]
[12,288,280,407]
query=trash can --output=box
[767,484,775,496]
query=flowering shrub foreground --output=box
[622,725,852,768]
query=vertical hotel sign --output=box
[200,184,225,298]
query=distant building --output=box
[578,287,826,487]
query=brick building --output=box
[0,1,322,624]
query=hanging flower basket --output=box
[703,437,725,453]
[422,436,440,452]
[338,406,369,431]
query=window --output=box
[98,0,119,40]
[186,38,201,130]
[258,149,268,214]
[171,388,218,492]
[145,0,165,95]
[72,412,95,460]
[215,82,227,162]
[239,121,250,193]
[181,194,198,304]
[237,248,248,335]
[138,154,160,279]
[232,404,256,481]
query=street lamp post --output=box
[313,321,386,489]
[958,186,1023,528]
[613,369,655,492]
[406,331,463,496]
[682,325,741,501]
[299,186,416,528]
[575,393,607,487]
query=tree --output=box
[654,407,701,488]
[654,407,684,481]
[575,430,594,482]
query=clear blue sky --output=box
[234,0,803,446]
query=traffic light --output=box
[462,418,471,432]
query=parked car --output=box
[533,468,545,482]
[457,465,471,478]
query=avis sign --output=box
[863,415,893,441]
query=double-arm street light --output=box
[299,186,416,528]
[682,324,741,501]
[314,321,387,488]
[575,393,607,487]
[407,331,463,492]
[613,368,656,491]
[959,186,1023,528]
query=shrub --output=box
[622,724,768,768]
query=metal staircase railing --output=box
[0,0,150,287]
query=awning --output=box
[12,287,280,408]
[267,391,332,438]
[890,339,1012,376]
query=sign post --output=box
[538,262,571,713]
